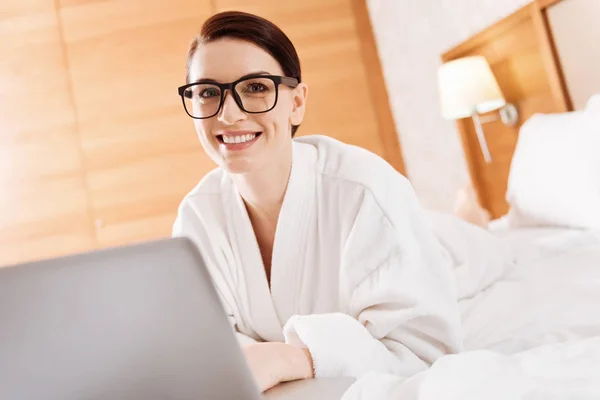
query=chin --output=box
[221,158,255,175]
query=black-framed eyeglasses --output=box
[177,74,299,119]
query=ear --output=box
[289,82,308,126]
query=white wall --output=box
[548,0,600,110]
[367,0,529,212]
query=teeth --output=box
[222,133,256,144]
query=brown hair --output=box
[186,11,302,137]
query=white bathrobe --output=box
[172,135,462,380]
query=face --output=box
[187,38,308,174]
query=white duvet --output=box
[339,216,600,399]
[461,229,600,354]
[343,335,600,400]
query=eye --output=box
[244,83,268,93]
[199,87,220,98]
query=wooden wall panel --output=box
[214,0,388,159]
[59,0,214,247]
[0,1,95,266]
[0,0,53,17]
[89,151,207,247]
[0,177,94,266]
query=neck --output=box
[232,147,293,223]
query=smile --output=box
[217,132,262,150]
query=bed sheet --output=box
[343,335,600,400]
[461,227,600,354]
[492,226,600,263]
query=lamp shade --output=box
[438,56,506,119]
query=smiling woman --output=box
[180,13,308,176]
[173,10,462,395]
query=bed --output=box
[341,164,600,399]
[340,0,600,397]
[441,0,600,358]
[460,90,600,356]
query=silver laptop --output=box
[0,238,262,399]
[0,237,352,400]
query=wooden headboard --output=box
[441,0,587,219]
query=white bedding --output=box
[490,218,600,263]
[341,225,600,399]
[344,335,600,400]
[462,227,600,354]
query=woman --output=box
[173,11,462,393]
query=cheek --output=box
[193,120,211,140]
[260,99,293,137]
[193,121,218,151]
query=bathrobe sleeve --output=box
[172,202,257,347]
[283,174,463,380]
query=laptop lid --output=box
[0,237,261,400]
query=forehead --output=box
[188,38,284,82]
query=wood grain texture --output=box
[0,177,95,267]
[0,0,53,18]
[532,1,572,111]
[441,2,570,218]
[88,150,211,247]
[59,0,213,247]
[0,1,96,266]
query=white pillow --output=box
[426,211,515,301]
[504,97,600,230]
[586,94,600,125]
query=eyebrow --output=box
[191,70,272,84]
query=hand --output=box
[243,342,314,392]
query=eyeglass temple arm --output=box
[281,76,299,87]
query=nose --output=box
[217,90,246,125]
